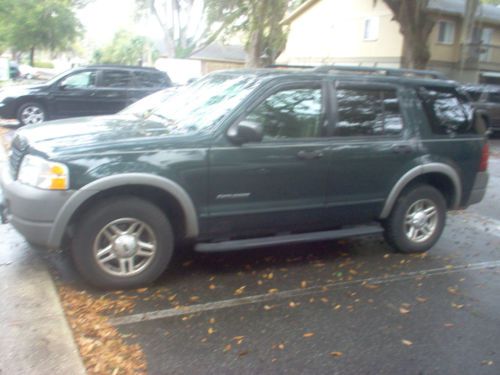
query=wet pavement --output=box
[1,125,500,374]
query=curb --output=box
[0,127,87,374]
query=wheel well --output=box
[404,173,455,208]
[64,185,186,247]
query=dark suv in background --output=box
[1,66,489,289]
[0,65,172,125]
[463,84,500,134]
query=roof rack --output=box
[312,65,447,80]
[266,64,316,69]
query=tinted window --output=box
[245,87,322,139]
[465,89,482,102]
[419,87,472,135]
[60,71,96,89]
[488,92,500,103]
[100,70,132,88]
[133,71,168,88]
[335,88,403,136]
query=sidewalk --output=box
[0,128,86,374]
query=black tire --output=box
[384,185,446,253]
[71,196,174,289]
[17,102,46,126]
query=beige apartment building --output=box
[278,0,500,83]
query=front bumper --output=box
[1,166,73,248]
[465,171,489,206]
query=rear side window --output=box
[100,70,132,88]
[334,87,403,136]
[465,89,482,101]
[133,71,169,88]
[418,87,474,135]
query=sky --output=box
[78,0,140,46]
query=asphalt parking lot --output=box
[2,124,500,374]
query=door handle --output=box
[391,144,413,154]
[297,150,324,160]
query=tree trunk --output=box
[29,46,35,67]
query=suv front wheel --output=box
[384,185,446,253]
[71,196,174,289]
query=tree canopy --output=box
[93,30,157,65]
[0,0,82,65]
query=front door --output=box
[208,81,331,238]
[51,69,98,118]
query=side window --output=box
[100,70,132,88]
[334,87,403,136]
[133,71,166,88]
[245,86,323,140]
[60,71,96,89]
[418,87,472,135]
[487,92,500,103]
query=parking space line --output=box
[110,260,500,326]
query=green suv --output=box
[0,66,490,289]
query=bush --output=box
[33,61,54,69]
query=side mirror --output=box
[228,120,264,144]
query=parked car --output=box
[0,66,489,289]
[462,84,500,134]
[0,64,172,126]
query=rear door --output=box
[93,69,132,114]
[127,70,170,105]
[324,81,420,224]
[207,80,332,237]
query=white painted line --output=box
[110,260,500,326]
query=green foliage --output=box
[481,0,500,4]
[0,0,82,63]
[204,0,289,67]
[93,30,156,65]
[34,61,55,69]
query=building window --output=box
[363,17,379,41]
[437,20,455,44]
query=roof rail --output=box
[312,65,447,80]
[266,64,316,69]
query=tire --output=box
[384,185,446,253]
[71,196,174,289]
[17,102,46,126]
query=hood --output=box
[18,114,197,156]
[1,84,48,95]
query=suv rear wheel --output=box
[384,185,446,253]
[71,196,174,289]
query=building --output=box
[189,43,246,75]
[278,0,500,83]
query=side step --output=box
[195,224,383,253]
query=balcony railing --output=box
[461,43,500,69]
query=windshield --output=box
[121,87,178,117]
[144,73,259,135]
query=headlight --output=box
[17,155,69,190]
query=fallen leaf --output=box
[208,327,216,335]
[401,339,413,347]
[209,318,216,324]
[481,360,494,366]
[223,344,232,352]
[444,323,454,328]
[447,287,459,295]
[238,350,249,357]
[321,297,329,303]
[330,351,343,357]
[334,304,341,310]
[416,296,428,303]
[451,302,464,309]
[263,305,273,311]
[289,301,299,308]
[190,296,200,302]
[349,269,358,275]
[135,288,148,293]
[268,288,279,294]
[278,343,285,350]
[399,307,410,314]
[209,284,216,290]
[303,332,315,338]
[234,286,246,296]
[364,283,380,289]
[301,281,308,288]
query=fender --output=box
[379,163,462,219]
[47,173,199,248]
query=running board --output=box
[195,225,383,253]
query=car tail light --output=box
[479,142,489,172]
